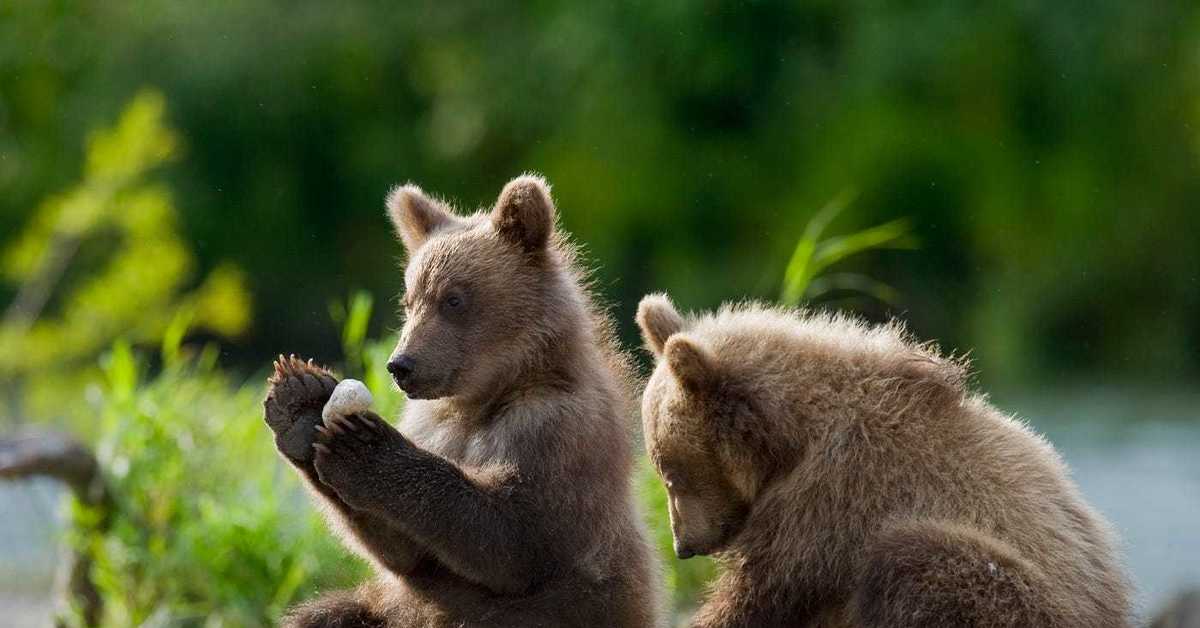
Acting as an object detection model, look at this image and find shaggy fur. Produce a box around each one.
[636,295,1132,628]
[263,176,661,627]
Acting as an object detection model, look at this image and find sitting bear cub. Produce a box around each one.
[263,176,661,627]
[636,295,1131,628]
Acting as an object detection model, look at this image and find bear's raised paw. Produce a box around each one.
[313,410,408,511]
[264,355,338,463]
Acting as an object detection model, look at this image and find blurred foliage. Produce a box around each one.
[0,91,251,427]
[72,337,361,627]
[2,1,1197,385]
[780,189,916,306]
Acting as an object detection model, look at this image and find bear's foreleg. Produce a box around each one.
[853,519,1067,628]
[264,356,427,576]
[312,409,544,596]
[281,586,386,628]
[687,565,827,628]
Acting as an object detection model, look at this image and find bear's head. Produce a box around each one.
[385,175,562,403]
[636,294,776,559]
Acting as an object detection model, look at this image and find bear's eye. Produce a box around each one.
[439,289,468,317]
[662,472,680,490]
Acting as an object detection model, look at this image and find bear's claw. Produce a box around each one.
[313,411,404,510]
[264,354,339,463]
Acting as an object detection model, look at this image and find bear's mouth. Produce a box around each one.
[397,368,459,400]
[397,377,439,400]
[681,518,745,558]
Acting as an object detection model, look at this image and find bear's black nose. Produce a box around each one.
[387,355,415,383]
[674,543,696,560]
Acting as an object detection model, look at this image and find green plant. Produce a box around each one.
[77,336,364,627]
[328,291,404,421]
[40,290,403,627]
[0,90,251,428]
[780,190,916,306]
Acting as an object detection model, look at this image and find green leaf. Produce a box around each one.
[781,189,858,305]
[806,273,902,305]
[161,306,195,366]
[342,291,373,358]
[779,189,915,306]
[811,217,917,276]
[103,338,139,402]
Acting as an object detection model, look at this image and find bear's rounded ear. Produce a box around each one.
[664,335,716,392]
[491,174,555,252]
[637,293,684,357]
[386,184,455,253]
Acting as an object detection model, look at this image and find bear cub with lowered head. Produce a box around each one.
[636,295,1131,628]
[263,176,661,627]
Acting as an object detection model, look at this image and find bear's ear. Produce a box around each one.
[491,174,555,252]
[637,293,684,357]
[664,335,716,392]
[386,184,454,253]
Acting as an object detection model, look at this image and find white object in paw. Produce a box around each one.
[322,379,374,424]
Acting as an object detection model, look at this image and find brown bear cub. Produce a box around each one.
[636,295,1131,628]
[263,176,661,627]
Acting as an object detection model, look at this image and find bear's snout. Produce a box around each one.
[387,355,416,387]
[674,541,696,560]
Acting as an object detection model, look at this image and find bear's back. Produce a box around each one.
[687,304,1130,624]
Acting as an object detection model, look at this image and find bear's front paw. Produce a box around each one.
[264,355,339,463]
[313,411,406,511]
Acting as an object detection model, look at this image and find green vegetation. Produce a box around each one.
[1,90,251,431]
[86,338,361,626]
[4,1,1197,385]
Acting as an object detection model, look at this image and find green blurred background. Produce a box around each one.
[1,2,1198,626]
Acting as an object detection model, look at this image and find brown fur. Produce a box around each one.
[636,295,1132,628]
[263,176,661,627]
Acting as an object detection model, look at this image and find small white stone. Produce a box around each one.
[322,379,374,424]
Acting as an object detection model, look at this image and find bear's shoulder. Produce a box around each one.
[686,303,969,414]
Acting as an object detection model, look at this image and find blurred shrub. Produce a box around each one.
[66,291,407,626]
[0,91,251,428]
[4,1,1198,383]
[79,337,361,627]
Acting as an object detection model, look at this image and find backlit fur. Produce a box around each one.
[266,176,662,627]
[638,296,1132,628]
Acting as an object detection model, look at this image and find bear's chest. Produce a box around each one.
[401,412,516,467]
